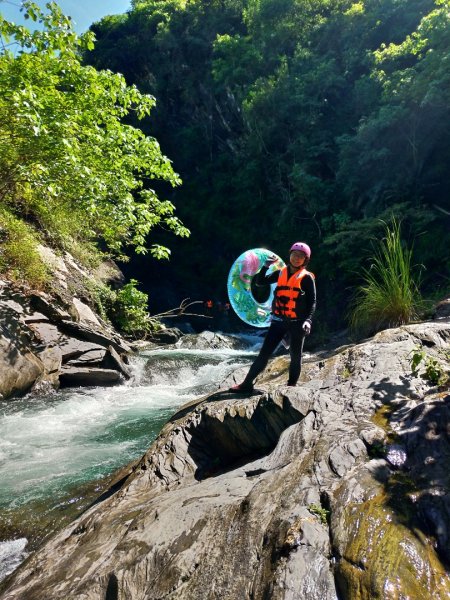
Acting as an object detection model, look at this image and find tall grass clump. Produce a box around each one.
[350,220,423,334]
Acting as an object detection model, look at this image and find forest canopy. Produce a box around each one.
[85,0,450,325]
[0,0,448,327]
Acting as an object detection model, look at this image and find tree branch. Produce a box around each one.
[433,204,450,217]
[152,298,212,319]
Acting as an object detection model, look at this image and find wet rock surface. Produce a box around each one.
[59,366,123,387]
[1,319,449,599]
[176,329,252,351]
[146,327,184,345]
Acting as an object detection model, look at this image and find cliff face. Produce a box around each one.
[1,319,449,599]
[0,247,131,401]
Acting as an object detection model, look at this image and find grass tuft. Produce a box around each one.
[0,208,49,288]
[350,219,423,334]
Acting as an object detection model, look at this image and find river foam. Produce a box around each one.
[0,346,254,508]
[0,538,28,582]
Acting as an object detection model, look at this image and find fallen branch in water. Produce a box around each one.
[152,298,213,320]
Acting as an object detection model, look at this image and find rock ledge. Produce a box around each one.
[1,320,449,599]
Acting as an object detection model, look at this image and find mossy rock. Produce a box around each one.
[336,492,450,599]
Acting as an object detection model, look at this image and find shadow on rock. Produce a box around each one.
[369,374,422,403]
[183,392,305,481]
[371,388,450,568]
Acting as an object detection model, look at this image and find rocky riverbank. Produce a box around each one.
[1,314,449,599]
[0,248,140,400]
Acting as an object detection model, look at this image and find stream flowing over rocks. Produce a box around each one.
[1,316,449,599]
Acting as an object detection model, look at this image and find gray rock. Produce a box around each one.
[0,262,132,400]
[0,335,44,399]
[72,297,102,327]
[329,444,361,478]
[1,299,24,315]
[23,312,50,324]
[66,348,107,366]
[359,425,387,449]
[2,321,450,599]
[33,346,62,392]
[59,338,106,363]
[92,258,125,288]
[38,346,62,381]
[29,294,72,322]
[59,320,131,354]
[176,330,248,350]
[103,345,132,380]
[59,366,123,387]
[146,327,183,345]
[27,322,62,346]
[61,343,131,381]
[128,339,158,352]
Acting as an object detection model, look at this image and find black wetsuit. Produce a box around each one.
[242,266,316,386]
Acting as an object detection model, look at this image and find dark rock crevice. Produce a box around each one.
[188,394,306,480]
[104,574,119,600]
[117,391,313,498]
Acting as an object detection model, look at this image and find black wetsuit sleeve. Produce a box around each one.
[254,266,280,286]
[296,274,316,322]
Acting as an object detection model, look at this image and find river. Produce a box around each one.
[0,336,259,582]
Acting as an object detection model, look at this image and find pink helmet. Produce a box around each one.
[290,242,311,258]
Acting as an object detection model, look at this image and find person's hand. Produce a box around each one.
[302,321,311,335]
[264,254,278,268]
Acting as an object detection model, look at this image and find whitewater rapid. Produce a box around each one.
[0,339,259,582]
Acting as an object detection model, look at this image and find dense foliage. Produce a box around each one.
[86,0,450,328]
[0,1,189,287]
[93,278,155,336]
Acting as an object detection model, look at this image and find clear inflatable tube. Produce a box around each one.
[227,248,285,327]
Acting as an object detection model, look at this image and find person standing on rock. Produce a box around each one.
[230,242,316,392]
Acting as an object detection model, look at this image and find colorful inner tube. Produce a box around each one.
[227,248,285,327]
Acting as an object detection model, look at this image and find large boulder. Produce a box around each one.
[37,346,62,387]
[72,297,102,327]
[59,366,123,387]
[0,282,44,398]
[92,258,125,288]
[0,335,44,400]
[175,329,251,350]
[64,345,131,380]
[0,253,132,400]
[145,327,184,345]
[58,320,131,354]
[2,321,449,599]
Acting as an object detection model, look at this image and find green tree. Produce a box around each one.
[85,0,449,323]
[0,1,189,270]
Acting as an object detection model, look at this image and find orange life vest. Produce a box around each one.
[273,267,314,319]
